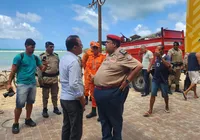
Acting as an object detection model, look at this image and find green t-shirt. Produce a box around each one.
[13,53,42,84]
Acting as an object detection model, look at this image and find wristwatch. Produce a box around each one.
[125,79,130,84]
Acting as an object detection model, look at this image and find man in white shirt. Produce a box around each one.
[139,45,154,96]
[59,35,85,140]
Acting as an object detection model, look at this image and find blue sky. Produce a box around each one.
[0,0,186,50]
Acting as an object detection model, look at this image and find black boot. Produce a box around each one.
[168,85,172,94]
[175,85,182,92]
[53,107,61,115]
[86,107,97,118]
[85,96,88,105]
[89,96,92,101]
[42,108,49,118]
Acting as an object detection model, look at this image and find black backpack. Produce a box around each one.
[20,52,39,64]
[19,52,39,76]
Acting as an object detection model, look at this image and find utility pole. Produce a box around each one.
[88,0,106,52]
[98,3,102,52]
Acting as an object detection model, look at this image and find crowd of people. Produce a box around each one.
[1,34,200,140]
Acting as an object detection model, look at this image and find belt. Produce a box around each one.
[95,84,120,90]
[171,62,183,67]
[42,71,59,77]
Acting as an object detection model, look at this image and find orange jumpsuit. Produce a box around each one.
[82,48,93,97]
[87,53,105,107]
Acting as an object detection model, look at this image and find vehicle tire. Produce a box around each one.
[132,72,145,92]
[132,71,152,92]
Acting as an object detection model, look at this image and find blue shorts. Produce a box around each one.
[151,81,168,98]
[16,84,36,108]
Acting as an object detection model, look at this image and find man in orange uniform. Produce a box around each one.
[82,41,95,105]
[86,42,105,118]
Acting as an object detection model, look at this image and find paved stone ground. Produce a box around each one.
[1,75,200,140]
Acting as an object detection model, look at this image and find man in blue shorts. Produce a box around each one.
[7,38,47,134]
[144,45,171,117]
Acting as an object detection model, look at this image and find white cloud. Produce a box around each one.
[175,22,186,32]
[72,27,88,35]
[72,4,109,31]
[158,12,186,32]
[156,28,161,32]
[0,15,41,39]
[16,11,41,23]
[134,24,152,36]
[106,0,186,20]
[168,12,186,22]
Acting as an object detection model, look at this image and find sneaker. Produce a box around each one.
[89,96,92,101]
[12,123,19,134]
[53,107,61,115]
[25,118,36,127]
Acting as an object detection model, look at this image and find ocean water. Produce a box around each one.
[0,50,68,71]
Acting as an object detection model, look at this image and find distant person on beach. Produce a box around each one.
[38,41,61,118]
[144,45,171,117]
[7,38,47,134]
[59,35,85,140]
[94,34,142,140]
[182,52,200,100]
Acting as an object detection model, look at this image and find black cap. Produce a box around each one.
[45,41,54,47]
[25,38,36,46]
[173,41,179,46]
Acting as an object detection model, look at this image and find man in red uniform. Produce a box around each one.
[86,42,105,118]
[82,41,95,104]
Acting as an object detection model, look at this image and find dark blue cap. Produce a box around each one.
[45,41,54,47]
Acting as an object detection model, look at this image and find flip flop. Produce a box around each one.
[181,91,187,100]
[164,109,170,113]
[143,112,152,117]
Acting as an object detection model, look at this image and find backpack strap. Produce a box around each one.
[34,55,39,65]
[19,52,25,66]
[20,52,38,65]
[20,52,24,61]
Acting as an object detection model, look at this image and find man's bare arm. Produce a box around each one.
[119,63,143,90]
[196,53,200,65]
[147,58,154,72]
[161,58,171,68]
[7,64,17,90]
[38,61,48,72]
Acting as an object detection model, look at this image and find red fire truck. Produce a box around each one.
[120,27,185,92]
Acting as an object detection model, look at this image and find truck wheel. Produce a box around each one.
[132,72,145,92]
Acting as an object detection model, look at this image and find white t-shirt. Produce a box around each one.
[142,50,153,70]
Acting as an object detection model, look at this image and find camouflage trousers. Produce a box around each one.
[168,69,182,85]
[42,83,59,108]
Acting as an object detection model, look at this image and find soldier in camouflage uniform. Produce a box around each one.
[39,41,61,118]
[168,42,183,93]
